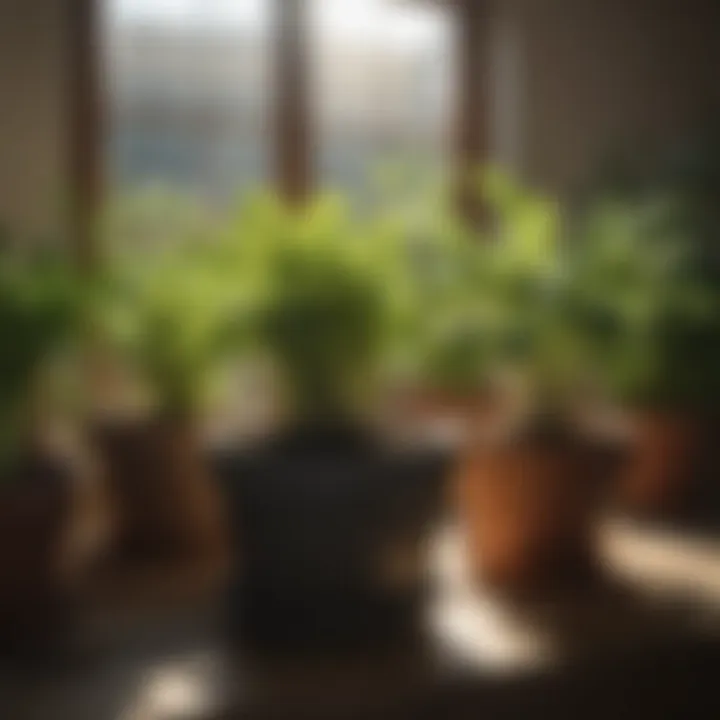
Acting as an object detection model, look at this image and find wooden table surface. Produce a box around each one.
[2,517,720,719]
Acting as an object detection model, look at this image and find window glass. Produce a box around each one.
[311,0,453,205]
[105,0,271,200]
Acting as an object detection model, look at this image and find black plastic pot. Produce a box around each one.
[212,422,449,656]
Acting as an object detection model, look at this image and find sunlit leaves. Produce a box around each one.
[570,197,720,408]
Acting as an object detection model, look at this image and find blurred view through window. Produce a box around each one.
[105,0,272,199]
[311,0,453,202]
[104,0,452,203]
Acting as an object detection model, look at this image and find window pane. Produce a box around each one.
[311,0,453,204]
[104,0,271,200]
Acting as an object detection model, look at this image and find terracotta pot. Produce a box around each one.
[0,452,74,648]
[457,421,623,596]
[93,416,226,561]
[620,411,703,516]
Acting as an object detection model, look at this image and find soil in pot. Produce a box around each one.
[0,450,75,653]
[94,416,227,563]
[213,421,450,656]
[619,411,704,518]
[457,414,624,598]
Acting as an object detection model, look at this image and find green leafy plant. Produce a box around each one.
[388,185,491,398]
[0,246,79,472]
[229,192,407,422]
[374,168,576,405]
[98,193,244,417]
[475,170,586,411]
[569,198,720,410]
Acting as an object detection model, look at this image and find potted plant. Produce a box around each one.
[402,220,496,437]
[571,198,720,516]
[92,194,239,568]
[213,193,449,653]
[0,244,80,650]
[365,168,501,453]
[455,172,625,596]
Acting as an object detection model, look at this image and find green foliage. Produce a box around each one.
[363,163,493,395]
[372,168,579,402]
[383,181,491,396]
[574,127,720,409]
[93,166,720,422]
[569,198,720,410]
[0,246,79,470]
[585,124,720,266]
[477,170,585,406]
[98,192,243,416]
[225,192,406,420]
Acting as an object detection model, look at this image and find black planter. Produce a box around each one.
[0,451,75,656]
[212,423,450,656]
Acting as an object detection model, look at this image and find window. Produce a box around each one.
[104,0,452,203]
[312,0,453,204]
[105,0,271,200]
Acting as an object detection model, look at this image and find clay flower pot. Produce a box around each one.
[457,416,624,597]
[620,411,703,516]
[93,415,226,562]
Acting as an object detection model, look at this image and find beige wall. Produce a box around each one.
[0,0,68,239]
[493,0,720,195]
